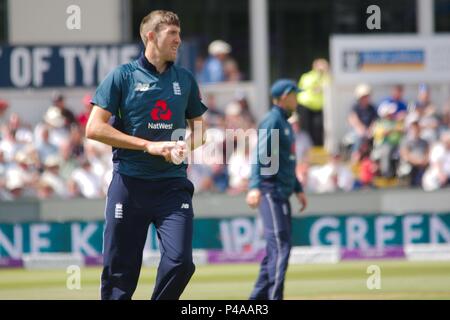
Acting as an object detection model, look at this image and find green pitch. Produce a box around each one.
[1,260,450,299]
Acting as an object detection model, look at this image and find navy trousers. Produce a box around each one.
[250,191,292,300]
[101,173,195,300]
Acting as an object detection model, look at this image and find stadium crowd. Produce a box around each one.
[0,54,449,200]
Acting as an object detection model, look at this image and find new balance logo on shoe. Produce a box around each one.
[181,203,190,209]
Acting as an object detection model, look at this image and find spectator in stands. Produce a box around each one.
[399,121,429,187]
[3,170,26,200]
[235,92,256,126]
[68,157,103,199]
[51,92,76,127]
[69,125,85,159]
[405,84,440,143]
[199,40,235,83]
[58,141,79,181]
[423,131,450,191]
[440,102,450,135]
[36,178,55,199]
[40,155,68,198]
[77,94,93,130]
[371,102,404,178]
[307,153,354,193]
[227,137,253,195]
[0,99,9,127]
[203,93,225,128]
[36,124,58,165]
[224,101,253,131]
[0,150,8,197]
[0,126,23,162]
[223,58,242,82]
[7,113,33,144]
[297,58,330,146]
[35,106,70,149]
[288,112,312,186]
[5,151,39,199]
[356,139,377,189]
[378,84,408,120]
[347,84,378,163]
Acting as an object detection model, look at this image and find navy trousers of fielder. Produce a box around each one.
[101,173,195,300]
[250,188,292,300]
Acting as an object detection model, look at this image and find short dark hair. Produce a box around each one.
[140,10,180,46]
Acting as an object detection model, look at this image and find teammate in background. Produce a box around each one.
[246,79,308,300]
[86,10,207,300]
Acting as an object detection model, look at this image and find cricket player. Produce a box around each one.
[86,10,207,300]
[246,79,307,300]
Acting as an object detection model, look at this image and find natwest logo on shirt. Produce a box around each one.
[148,99,174,130]
[150,100,172,121]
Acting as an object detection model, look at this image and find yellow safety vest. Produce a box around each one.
[297,70,329,112]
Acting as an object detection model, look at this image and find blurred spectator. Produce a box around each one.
[0,150,8,195]
[346,84,378,162]
[36,124,58,164]
[199,40,241,83]
[405,84,440,143]
[51,92,76,127]
[235,92,256,126]
[227,137,253,195]
[36,178,55,199]
[307,153,354,193]
[378,85,408,121]
[69,125,85,159]
[224,101,243,130]
[35,106,70,148]
[356,139,377,188]
[77,94,93,130]
[423,131,450,191]
[288,112,312,186]
[68,158,103,198]
[371,102,404,178]
[4,150,39,199]
[3,170,26,200]
[223,58,242,82]
[289,112,312,164]
[399,122,429,187]
[440,102,450,134]
[58,141,79,181]
[8,113,33,144]
[0,99,9,126]
[297,58,330,146]
[0,126,23,162]
[40,155,68,198]
[203,94,225,128]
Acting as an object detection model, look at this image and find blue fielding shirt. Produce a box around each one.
[92,54,208,180]
[249,105,303,199]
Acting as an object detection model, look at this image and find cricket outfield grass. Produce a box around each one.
[0,260,449,300]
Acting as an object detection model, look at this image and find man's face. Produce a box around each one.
[284,92,298,112]
[154,24,181,62]
[359,95,370,107]
[392,87,403,100]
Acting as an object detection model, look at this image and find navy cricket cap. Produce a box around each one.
[271,79,301,98]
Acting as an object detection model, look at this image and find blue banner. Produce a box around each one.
[0,45,142,88]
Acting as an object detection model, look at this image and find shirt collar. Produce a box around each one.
[272,105,291,120]
[139,53,174,74]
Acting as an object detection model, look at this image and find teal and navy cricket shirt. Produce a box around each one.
[92,54,208,180]
[249,105,303,199]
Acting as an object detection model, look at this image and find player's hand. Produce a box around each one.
[296,192,307,213]
[246,189,261,209]
[144,141,177,161]
[170,141,188,164]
